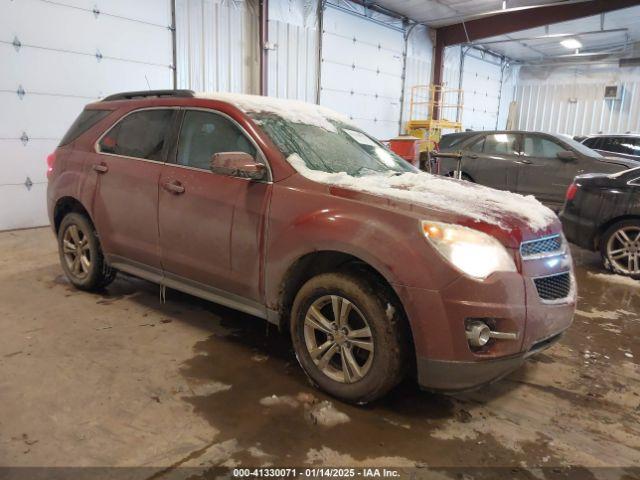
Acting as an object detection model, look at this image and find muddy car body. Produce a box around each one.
[47,90,576,403]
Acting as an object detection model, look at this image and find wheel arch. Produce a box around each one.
[594,214,640,249]
[276,250,416,368]
[53,197,94,233]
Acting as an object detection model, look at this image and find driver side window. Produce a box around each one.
[523,136,566,158]
[177,110,257,171]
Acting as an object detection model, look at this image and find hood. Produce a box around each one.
[287,154,559,248]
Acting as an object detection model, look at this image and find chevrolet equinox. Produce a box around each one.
[47,90,576,403]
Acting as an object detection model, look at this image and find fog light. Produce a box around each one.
[466,321,491,347]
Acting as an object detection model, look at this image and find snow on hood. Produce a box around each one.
[197,92,354,132]
[288,154,557,232]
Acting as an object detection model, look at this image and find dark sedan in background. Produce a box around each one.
[580,134,640,162]
[437,130,640,210]
[560,168,640,278]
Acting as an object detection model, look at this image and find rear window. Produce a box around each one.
[59,109,112,146]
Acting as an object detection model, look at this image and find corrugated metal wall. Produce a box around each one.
[267,0,318,102]
[515,66,640,136]
[175,0,260,93]
[1,0,173,230]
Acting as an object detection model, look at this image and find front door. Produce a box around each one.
[158,109,270,302]
[516,134,577,208]
[91,108,176,273]
[462,133,521,192]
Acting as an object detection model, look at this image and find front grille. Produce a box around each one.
[520,234,563,259]
[534,272,572,301]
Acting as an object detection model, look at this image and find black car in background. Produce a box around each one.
[560,168,640,278]
[581,134,640,162]
[438,130,640,210]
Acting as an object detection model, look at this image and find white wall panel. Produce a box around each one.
[175,0,259,94]
[267,0,318,103]
[0,0,173,231]
[401,24,432,129]
[514,65,640,136]
[460,52,503,131]
[320,4,404,139]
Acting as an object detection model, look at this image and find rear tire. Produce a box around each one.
[290,272,408,404]
[600,219,640,279]
[57,213,116,291]
[446,171,473,182]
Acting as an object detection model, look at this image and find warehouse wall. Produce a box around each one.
[267,0,318,103]
[0,0,173,231]
[320,1,405,139]
[514,64,640,136]
[175,0,260,93]
[440,46,515,132]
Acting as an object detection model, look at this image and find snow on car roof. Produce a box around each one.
[197,92,355,132]
[287,154,557,232]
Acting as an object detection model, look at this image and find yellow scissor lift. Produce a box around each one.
[406,85,464,172]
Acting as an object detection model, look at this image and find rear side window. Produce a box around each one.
[98,109,174,161]
[439,134,467,151]
[59,109,111,146]
[483,133,519,155]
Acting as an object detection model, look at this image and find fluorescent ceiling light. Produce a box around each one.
[560,38,582,49]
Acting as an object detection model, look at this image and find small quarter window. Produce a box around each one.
[60,109,111,146]
[99,109,174,161]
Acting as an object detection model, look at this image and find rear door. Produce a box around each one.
[461,133,521,191]
[516,134,576,207]
[92,108,176,274]
[158,109,271,304]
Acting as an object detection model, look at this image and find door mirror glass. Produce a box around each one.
[556,150,577,161]
[210,152,266,180]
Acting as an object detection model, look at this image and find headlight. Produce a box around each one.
[421,221,517,280]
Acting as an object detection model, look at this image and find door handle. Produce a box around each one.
[468,154,478,159]
[93,163,109,173]
[516,159,532,165]
[163,180,185,195]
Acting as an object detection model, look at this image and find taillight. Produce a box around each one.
[46,152,56,177]
[565,182,578,201]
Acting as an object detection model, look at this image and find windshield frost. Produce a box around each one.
[250,113,417,177]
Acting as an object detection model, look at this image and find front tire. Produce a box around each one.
[290,272,408,404]
[58,213,116,291]
[600,219,640,279]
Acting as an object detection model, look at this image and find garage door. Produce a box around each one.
[461,53,503,131]
[320,5,404,140]
[0,0,173,231]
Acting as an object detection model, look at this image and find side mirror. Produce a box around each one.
[210,152,266,181]
[557,150,577,161]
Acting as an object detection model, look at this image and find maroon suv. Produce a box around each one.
[47,90,576,403]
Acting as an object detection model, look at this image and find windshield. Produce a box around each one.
[249,113,418,176]
[555,134,603,158]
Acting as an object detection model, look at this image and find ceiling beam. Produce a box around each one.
[436,0,640,47]
[471,27,629,46]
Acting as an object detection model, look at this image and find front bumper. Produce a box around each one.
[417,330,565,392]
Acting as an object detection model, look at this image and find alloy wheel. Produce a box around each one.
[606,226,640,275]
[303,295,374,383]
[62,224,91,279]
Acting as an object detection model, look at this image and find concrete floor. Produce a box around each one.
[1,227,639,476]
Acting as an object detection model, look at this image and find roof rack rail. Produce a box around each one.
[102,90,195,102]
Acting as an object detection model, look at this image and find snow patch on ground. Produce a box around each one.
[307,400,350,427]
[287,154,557,232]
[587,272,640,289]
[305,446,416,467]
[575,309,622,320]
[198,92,354,132]
[190,381,232,396]
[259,394,299,408]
